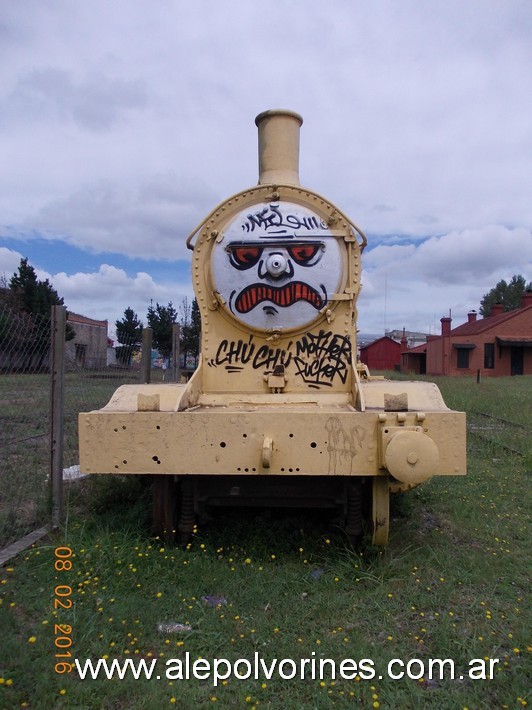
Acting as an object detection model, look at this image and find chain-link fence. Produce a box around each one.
[0,302,53,546]
[0,302,144,548]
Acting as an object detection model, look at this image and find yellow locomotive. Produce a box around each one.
[79,110,466,545]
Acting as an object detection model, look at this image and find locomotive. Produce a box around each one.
[79,110,466,545]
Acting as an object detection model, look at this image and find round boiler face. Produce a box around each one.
[211,202,344,331]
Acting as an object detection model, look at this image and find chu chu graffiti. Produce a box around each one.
[208,330,351,388]
[208,335,293,373]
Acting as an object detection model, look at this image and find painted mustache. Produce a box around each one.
[235,281,324,313]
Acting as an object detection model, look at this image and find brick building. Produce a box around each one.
[402,292,532,376]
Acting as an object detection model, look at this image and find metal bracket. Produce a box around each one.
[208,291,224,311]
[265,364,286,393]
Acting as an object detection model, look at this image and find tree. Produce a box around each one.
[4,258,74,367]
[9,258,67,315]
[179,297,201,367]
[479,274,532,316]
[146,301,178,360]
[115,307,143,365]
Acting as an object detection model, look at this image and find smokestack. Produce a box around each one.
[255,109,303,186]
[440,316,452,336]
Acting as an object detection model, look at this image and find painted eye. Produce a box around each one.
[229,246,262,269]
[287,244,322,265]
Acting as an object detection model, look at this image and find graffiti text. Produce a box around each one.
[294,331,351,388]
[242,204,326,234]
[208,330,351,389]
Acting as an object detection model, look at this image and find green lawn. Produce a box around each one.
[0,375,530,709]
[0,369,140,547]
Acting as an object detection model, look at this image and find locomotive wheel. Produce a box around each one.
[152,475,178,542]
[372,476,390,546]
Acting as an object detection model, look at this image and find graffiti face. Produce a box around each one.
[211,202,343,331]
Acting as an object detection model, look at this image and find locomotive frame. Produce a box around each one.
[79,109,466,545]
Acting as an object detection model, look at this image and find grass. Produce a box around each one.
[0,368,140,546]
[0,375,530,709]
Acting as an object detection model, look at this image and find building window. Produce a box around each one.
[457,348,470,369]
[484,342,495,369]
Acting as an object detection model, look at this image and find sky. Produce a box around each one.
[1,0,531,339]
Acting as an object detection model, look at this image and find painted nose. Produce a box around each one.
[265,253,288,277]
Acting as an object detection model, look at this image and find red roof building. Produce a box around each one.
[360,335,402,371]
[401,292,532,376]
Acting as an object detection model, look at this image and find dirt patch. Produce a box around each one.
[418,509,443,534]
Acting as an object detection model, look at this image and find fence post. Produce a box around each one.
[141,328,152,383]
[172,323,181,383]
[50,305,66,529]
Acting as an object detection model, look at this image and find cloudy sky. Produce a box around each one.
[1,0,531,338]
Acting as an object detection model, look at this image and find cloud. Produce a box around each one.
[412,226,532,284]
[47,264,193,331]
[0,247,24,282]
[1,68,147,131]
[0,250,192,334]
[358,226,532,332]
[1,0,531,337]
[364,226,532,285]
[29,174,214,260]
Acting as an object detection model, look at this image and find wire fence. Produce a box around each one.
[467,410,531,460]
[0,302,53,546]
[0,302,145,548]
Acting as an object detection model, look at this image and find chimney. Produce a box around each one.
[491,303,504,316]
[521,290,532,308]
[467,310,477,323]
[440,316,452,336]
[400,327,408,348]
[255,109,303,186]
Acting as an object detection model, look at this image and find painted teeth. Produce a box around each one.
[235,282,323,313]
